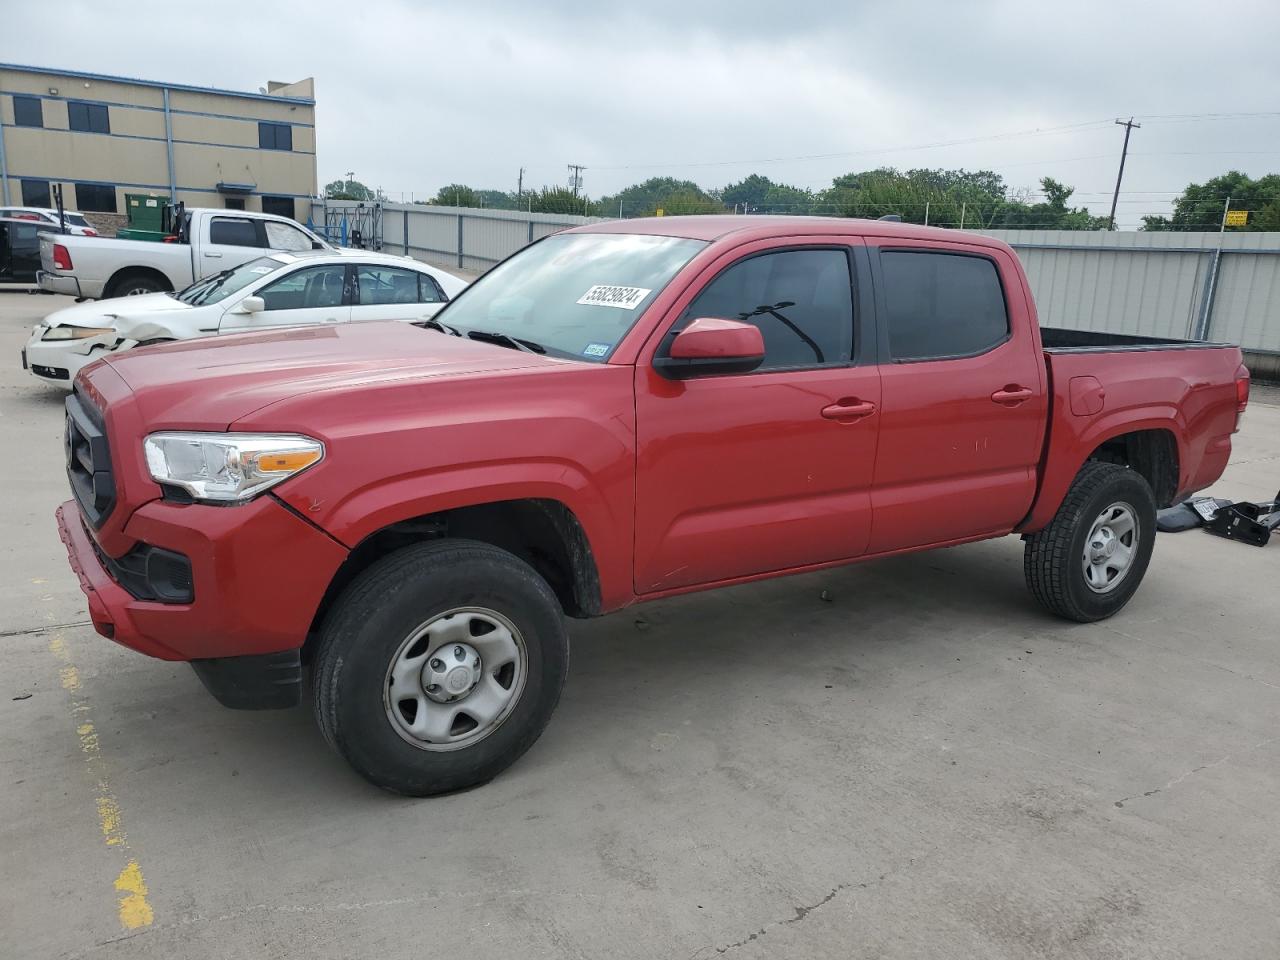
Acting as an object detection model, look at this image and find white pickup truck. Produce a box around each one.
[38,207,334,300]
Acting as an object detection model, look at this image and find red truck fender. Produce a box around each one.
[1019,407,1185,533]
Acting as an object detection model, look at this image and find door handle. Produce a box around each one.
[821,398,877,422]
[204,252,223,258]
[991,385,1033,406]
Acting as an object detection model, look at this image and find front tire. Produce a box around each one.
[312,539,569,796]
[1024,462,1157,623]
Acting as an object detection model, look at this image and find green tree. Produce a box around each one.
[325,178,375,201]
[594,177,717,217]
[529,186,589,215]
[721,174,814,214]
[430,184,481,207]
[1141,171,1280,231]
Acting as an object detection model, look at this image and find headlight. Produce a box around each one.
[143,433,324,503]
[42,325,111,341]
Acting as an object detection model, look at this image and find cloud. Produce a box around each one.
[4,0,1278,226]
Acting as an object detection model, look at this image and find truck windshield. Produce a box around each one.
[434,232,706,362]
[174,256,283,306]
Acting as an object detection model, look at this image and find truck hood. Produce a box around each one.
[93,321,559,429]
[44,292,193,331]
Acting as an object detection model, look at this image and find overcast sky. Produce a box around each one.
[5,0,1279,227]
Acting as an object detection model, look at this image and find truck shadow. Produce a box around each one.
[80,536,1051,806]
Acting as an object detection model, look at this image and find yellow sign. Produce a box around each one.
[1225,210,1248,227]
[655,208,664,217]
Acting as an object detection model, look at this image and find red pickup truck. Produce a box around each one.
[56,216,1250,794]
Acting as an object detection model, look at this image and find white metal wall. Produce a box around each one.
[981,230,1280,353]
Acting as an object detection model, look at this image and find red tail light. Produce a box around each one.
[83,229,98,237]
[1235,364,1251,431]
[15,212,40,220]
[52,243,73,271]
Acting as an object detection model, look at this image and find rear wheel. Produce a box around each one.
[1024,461,1157,622]
[312,539,569,796]
[109,272,167,297]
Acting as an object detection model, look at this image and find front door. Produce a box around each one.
[866,241,1047,553]
[634,240,881,593]
[221,262,351,333]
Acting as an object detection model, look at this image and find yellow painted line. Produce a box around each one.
[48,632,155,931]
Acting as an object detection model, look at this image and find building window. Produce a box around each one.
[67,100,111,134]
[258,122,293,151]
[21,179,51,207]
[75,183,118,213]
[260,195,295,219]
[20,180,51,207]
[13,95,43,128]
[224,198,246,210]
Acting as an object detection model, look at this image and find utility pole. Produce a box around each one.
[1108,118,1140,230]
[517,167,524,201]
[345,170,355,196]
[567,163,585,198]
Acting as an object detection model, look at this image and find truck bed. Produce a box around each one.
[1041,326,1231,353]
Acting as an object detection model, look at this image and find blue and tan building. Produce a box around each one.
[0,63,317,222]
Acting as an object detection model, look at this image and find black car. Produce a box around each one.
[0,216,60,284]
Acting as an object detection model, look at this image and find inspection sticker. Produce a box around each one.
[582,342,611,357]
[577,285,652,309]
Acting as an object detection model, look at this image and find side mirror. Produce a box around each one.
[237,295,265,314]
[653,318,766,379]
[312,240,325,250]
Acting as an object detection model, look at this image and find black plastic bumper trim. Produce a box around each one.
[190,649,302,710]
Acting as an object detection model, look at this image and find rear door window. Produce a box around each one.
[355,266,422,305]
[879,251,1009,361]
[208,217,261,248]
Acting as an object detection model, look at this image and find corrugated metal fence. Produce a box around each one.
[310,200,601,275]
[978,230,1280,356]
[311,202,1280,360]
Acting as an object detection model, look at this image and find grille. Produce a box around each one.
[65,391,115,528]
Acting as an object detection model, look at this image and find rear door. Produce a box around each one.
[866,241,1046,552]
[220,262,351,333]
[352,264,449,322]
[633,238,881,593]
[199,215,266,276]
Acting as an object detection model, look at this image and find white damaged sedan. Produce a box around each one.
[23,250,468,387]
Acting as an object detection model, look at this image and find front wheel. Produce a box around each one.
[1024,461,1157,623]
[312,539,569,796]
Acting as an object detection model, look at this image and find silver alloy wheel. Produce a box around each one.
[124,285,155,296]
[1082,501,1139,594]
[383,606,527,752]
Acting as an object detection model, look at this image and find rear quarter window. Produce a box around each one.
[880,250,1009,361]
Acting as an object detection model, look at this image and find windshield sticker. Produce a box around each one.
[582,342,611,358]
[576,285,652,310]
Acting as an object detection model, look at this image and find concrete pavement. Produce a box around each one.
[2,289,1278,959]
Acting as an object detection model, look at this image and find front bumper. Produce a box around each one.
[24,333,108,386]
[55,496,348,664]
[37,270,83,297]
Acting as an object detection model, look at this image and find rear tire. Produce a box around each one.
[1024,461,1157,623]
[108,271,166,297]
[312,539,569,796]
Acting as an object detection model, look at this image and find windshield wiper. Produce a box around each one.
[419,318,461,336]
[189,269,234,305]
[467,330,546,354]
